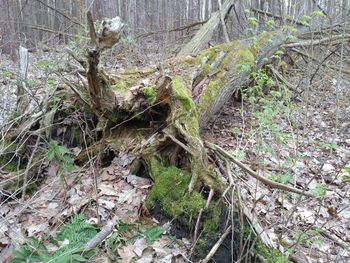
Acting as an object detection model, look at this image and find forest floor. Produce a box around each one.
[202,64,350,262]
[0,45,349,263]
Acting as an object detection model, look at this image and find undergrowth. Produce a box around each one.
[10,214,97,263]
[10,214,167,263]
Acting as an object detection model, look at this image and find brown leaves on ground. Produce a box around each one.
[202,66,350,262]
[0,153,188,262]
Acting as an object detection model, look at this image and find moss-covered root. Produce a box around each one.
[146,164,205,226]
[167,77,221,192]
[144,163,255,262]
[145,162,225,231]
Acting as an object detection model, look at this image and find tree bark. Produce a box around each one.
[178,0,235,56]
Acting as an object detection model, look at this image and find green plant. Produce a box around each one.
[272,49,285,60]
[266,20,274,27]
[248,17,258,26]
[231,149,246,161]
[93,19,102,31]
[311,11,325,17]
[105,231,123,261]
[239,64,299,198]
[140,226,164,245]
[312,184,327,198]
[294,228,322,250]
[269,173,292,184]
[105,224,164,261]
[27,79,37,89]
[345,166,350,175]
[11,214,97,263]
[36,60,54,72]
[319,142,338,150]
[47,141,75,183]
[4,71,13,78]
[300,15,311,26]
[121,24,137,47]
[48,79,57,90]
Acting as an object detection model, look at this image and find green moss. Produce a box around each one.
[255,239,289,262]
[183,113,200,137]
[201,63,211,76]
[172,77,194,111]
[0,143,19,172]
[112,81,127,91]
[0,163,17,172]
[199,47,218,61]
[243,222,290,262]
[251,31,277,55]
[139,85,157,104]
[196,239,207,254]
[107,111,123,123]
[203,203,222,234]
[236,49,255,72]
[182,57,197,66]
[146,164,205,223]
[197,78,223,117]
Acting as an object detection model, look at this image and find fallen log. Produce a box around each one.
[178,0,235,56]
[49,13,320,261]
[1,11,323,262]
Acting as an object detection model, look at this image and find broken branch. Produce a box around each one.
[205,142,314,197]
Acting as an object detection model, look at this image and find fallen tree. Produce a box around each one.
[3,10,346,261]
[60,13,316,260]
[71,12,306,193]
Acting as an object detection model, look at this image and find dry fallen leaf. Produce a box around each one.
[118,188,137,204]
[133,238,148,257]
[118,244,136,263]
[98,184,119,196]
[26,222,49,237]
[125,174,152,188]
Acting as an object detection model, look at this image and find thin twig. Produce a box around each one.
[193,208,204,243]
[21,135,41,202]
[205,142,314,197]
[201,225,232,263]
[205,188,215,208]
[34,0,84,27]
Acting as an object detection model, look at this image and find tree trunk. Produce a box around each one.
[178,0,235,56]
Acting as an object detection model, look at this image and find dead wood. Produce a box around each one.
[251,8,304,26]
[16,46,30,115]
[282,33,350,48]
[3,12,336,262]
[178,0,235,56]
[292,48,350,76]
[205,142,314,197]
[136,20,208,39]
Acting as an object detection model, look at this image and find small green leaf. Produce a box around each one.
[47,150,55,161]
[266,20,274,27]
[312,184,327,198]
[248,17,258,26]
[311,10,325,17]
[142,226,164,244]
